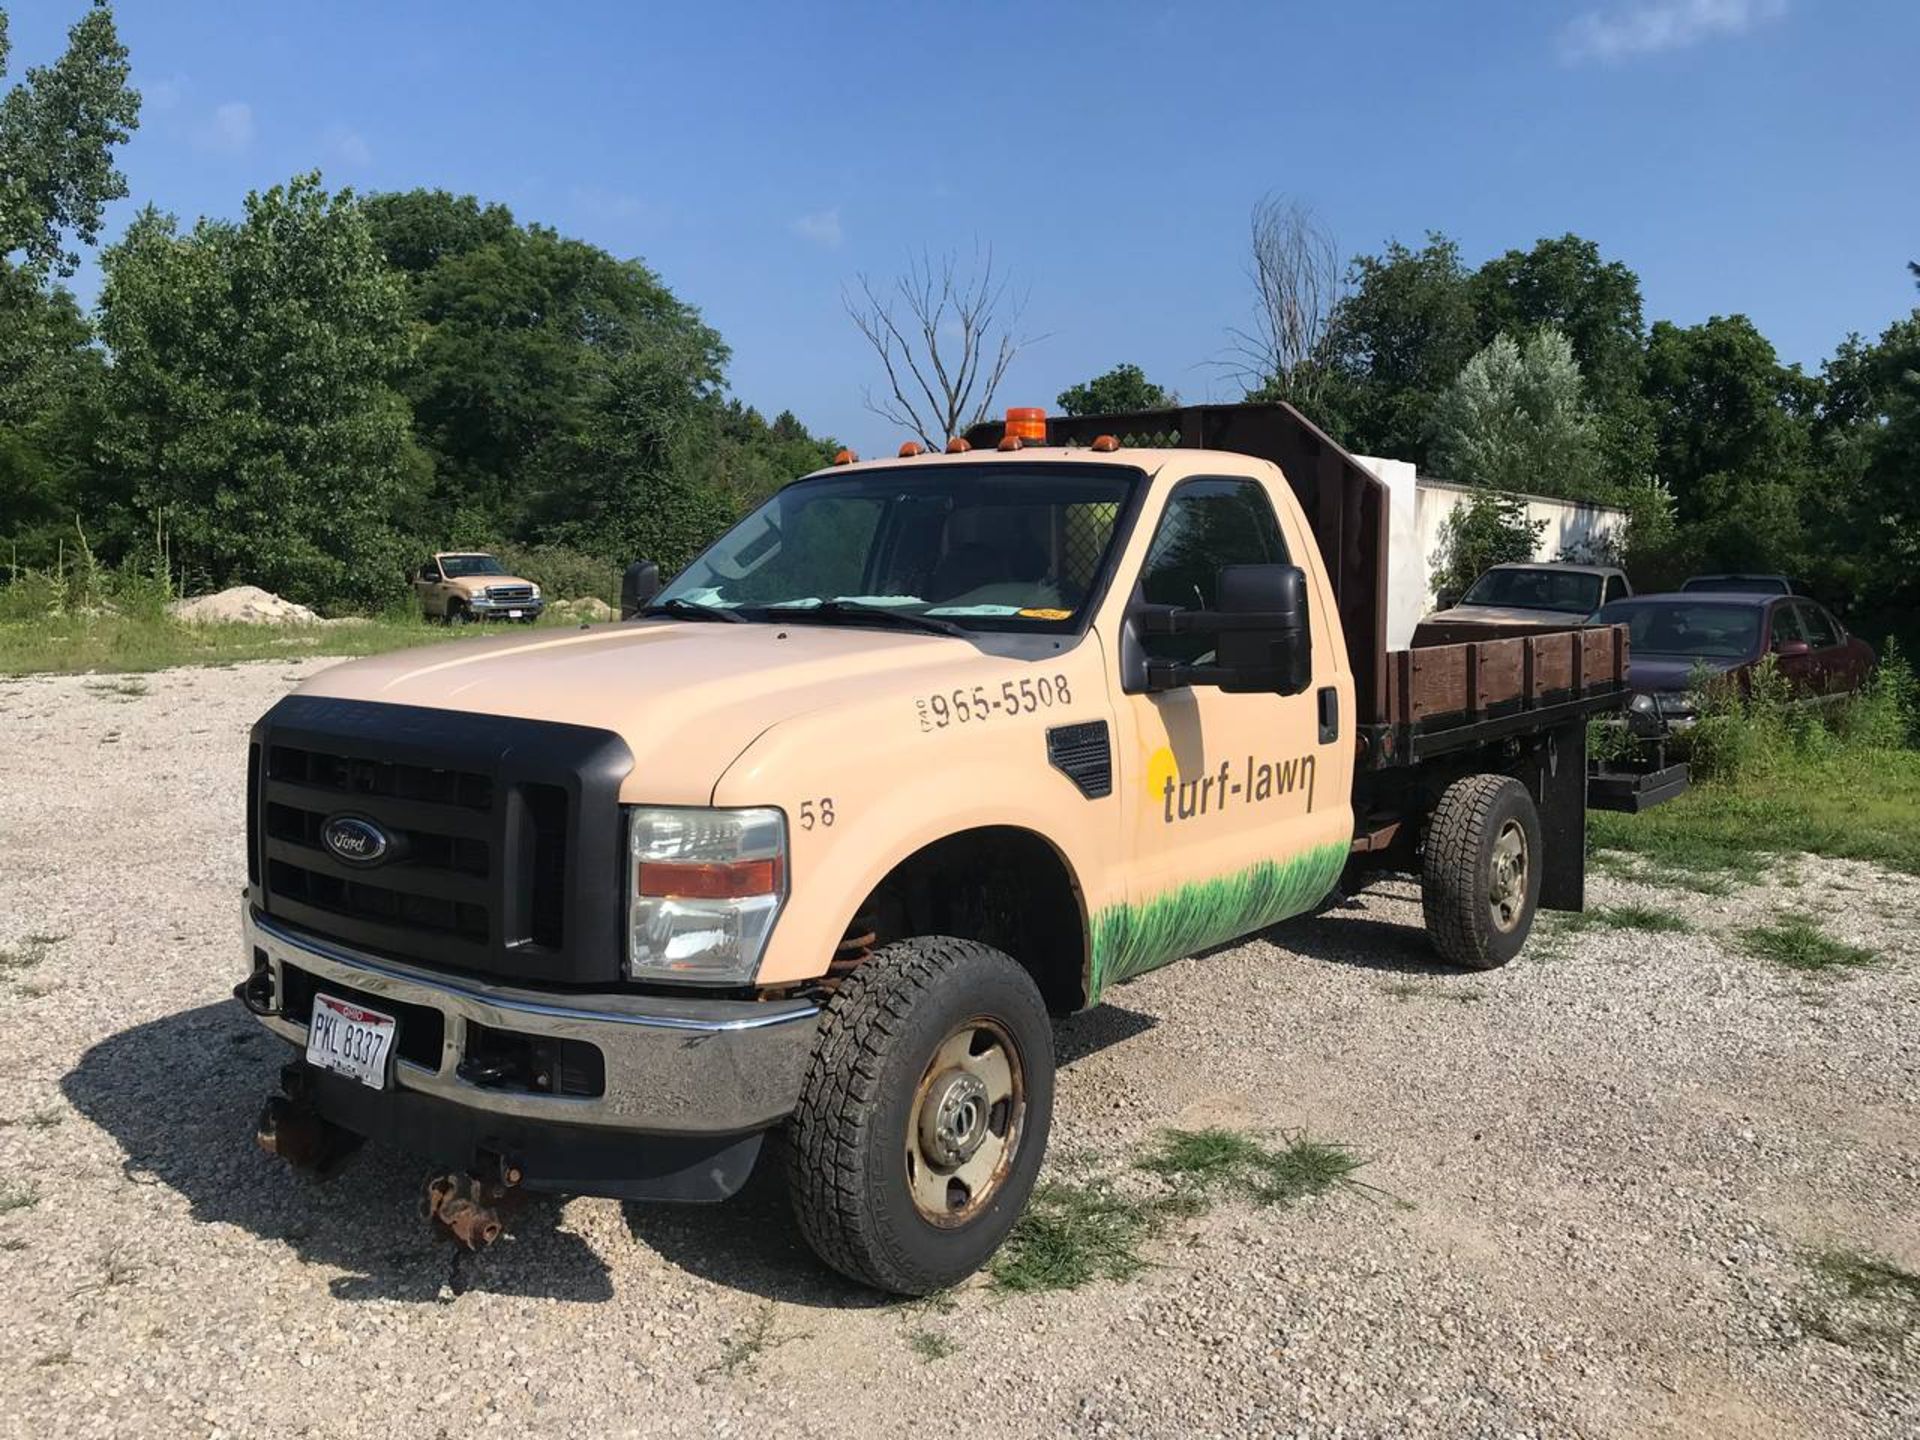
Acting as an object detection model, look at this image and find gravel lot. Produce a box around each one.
[1,660,1916,1439]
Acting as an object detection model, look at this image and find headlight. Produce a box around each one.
[626,806,786,984]
[530,584,542,599]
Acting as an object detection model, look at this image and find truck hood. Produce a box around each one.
[294,620,984,804]
[1629,653,1740,696]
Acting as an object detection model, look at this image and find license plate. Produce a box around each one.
[508,609,524,618]
[306,993,396,1089]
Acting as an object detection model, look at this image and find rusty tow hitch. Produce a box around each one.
[255,1070,362,1178]
[422,1163,525,1251]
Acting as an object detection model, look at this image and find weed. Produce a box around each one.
[989,1180,1158,1294]
[1563,904,1693,934]
[0,1180,41,1214]
[906,1328,956,1362]
[85,677,148,698]
[1798,1248,1920,1352]
[1738,918,1879,974]
[0,1237,26,1252]
[703,1307,803,1379]
[34,1347,72,1368]
[1380,980,1486,1004]
[1137,1128,1367,1210]
[13,979,60,998]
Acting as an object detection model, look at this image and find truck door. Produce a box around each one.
[1097,474,1350,997]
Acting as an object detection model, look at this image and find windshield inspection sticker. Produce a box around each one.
[917,674,1074,731]
[1016,607,1072,621]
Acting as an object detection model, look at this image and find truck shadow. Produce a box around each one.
[1263,887,1460,977]
[621,1004,1160,1306]
[60,1000,616,1305]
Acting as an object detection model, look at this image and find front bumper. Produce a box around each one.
[241,907,819,1137]
[466,595,543,619]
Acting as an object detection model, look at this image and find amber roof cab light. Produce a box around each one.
[898,441,924,457]
[1003,407,1047,443]
[832,448,857,465]
[945,437,972,453]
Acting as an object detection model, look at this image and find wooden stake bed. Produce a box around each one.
[1364,625,1630,768]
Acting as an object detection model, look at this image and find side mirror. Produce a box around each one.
[1138,563,1312,696]
[621,560,661,619]
[1434,589,1462,611]
[1774,638,1810,657]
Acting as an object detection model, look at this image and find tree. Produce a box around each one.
[364,188,728,544]
[1431,492,1546,604]
[1323,233,1479,465]
[1056,363,1174,417]
[1469,234,1652,487]
[97,174,423,609]
[1641,314,1820,577]
[1429,327,1600,497]
[0,2,140,277]
[1231,195,1342,417]
[846,248,1028,448]
[697,401,838,512]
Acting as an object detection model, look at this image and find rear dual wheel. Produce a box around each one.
[787,936,1053,1296]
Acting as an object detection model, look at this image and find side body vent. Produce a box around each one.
[1047,720,1113,800]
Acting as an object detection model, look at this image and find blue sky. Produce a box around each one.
[14,0,1919,455]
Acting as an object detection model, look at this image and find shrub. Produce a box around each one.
[487,542,620,603]
[1431,490,1546,604]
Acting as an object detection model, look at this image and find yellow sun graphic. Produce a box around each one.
[1144,745,1180,802]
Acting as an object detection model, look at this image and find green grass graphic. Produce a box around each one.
[1088,842,1346,999]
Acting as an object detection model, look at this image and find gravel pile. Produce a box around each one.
[0,660,1914,1438]
[167,586,320,625]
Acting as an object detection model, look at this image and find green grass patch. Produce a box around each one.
[1137,1127,1367,1209]
[905,1328,956,1362]
[1799,1248,1920,1352]
[1560,903,1693,935]
[1737,917,1880,974]
[1380,980,1486,1005]
[0,1181,40,1214]
[0,611,588,677]
[989,1180,1159,1294]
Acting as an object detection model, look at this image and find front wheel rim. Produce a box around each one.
[906,1018,1025,1227]
[1488,819,1529,933]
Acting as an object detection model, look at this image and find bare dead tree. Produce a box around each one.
[845,248,1031,448]
[1225,195,1343,410]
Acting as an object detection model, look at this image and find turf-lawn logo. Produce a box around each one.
[1147,747,1316,824]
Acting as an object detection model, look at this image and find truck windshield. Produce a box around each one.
[439,555,506,578]
[1460,567,1603,615]
[654,465,1139,632]
[1592,600,1762,659]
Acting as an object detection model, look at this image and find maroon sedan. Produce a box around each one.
[1590,592,1875,724]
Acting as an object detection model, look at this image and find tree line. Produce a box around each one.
[1,4,836,611]
[1058,220,1918,649]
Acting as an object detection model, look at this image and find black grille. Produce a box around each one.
[1047,720,1113,799]
[249,696,633,985]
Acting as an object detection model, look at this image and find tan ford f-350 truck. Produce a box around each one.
[412,551,545,624]
[238,402,1628,1294]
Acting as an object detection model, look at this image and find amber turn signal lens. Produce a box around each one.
[1090,434,1119,452]
[636,858,783,900]
[945,437,972,453]
[898,441,923,457]
[1003,406,1048,442]
[832,448,857,465]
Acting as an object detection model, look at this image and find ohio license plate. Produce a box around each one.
[306,993,396,1089]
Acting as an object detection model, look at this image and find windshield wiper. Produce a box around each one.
[641,598,745,624]
[764,601,969,638]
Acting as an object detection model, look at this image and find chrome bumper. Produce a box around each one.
[242,908,819,1134]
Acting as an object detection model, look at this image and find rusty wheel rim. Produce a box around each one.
[1488,819,1529,933]
[906,1018,1025,1227]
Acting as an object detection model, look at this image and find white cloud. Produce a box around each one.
[1560,0,1786,64]
[143,73,189,113]
[195,100,255,154]
[789,207,843,249]
[323,124,372,169]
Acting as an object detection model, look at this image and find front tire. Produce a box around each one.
[1421,774,1542,969]
[787,936,1053,1295]
[446,601,469,627]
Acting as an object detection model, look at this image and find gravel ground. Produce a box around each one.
[1,660,1916,1439]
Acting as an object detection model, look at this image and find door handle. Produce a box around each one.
[1317,686,1339,744]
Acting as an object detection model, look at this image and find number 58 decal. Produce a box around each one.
[798,797,836,830]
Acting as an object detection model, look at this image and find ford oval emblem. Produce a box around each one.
[322,815,389,866]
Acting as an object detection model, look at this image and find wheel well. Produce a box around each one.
[849,827,1087,1014]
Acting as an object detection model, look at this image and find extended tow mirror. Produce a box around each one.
[1136,563,1312,696]
[621,560,661,619]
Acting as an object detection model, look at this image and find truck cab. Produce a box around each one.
[241,404,1625,1294]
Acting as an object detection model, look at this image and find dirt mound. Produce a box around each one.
[167,586,320,625]
[550,596,616,623]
